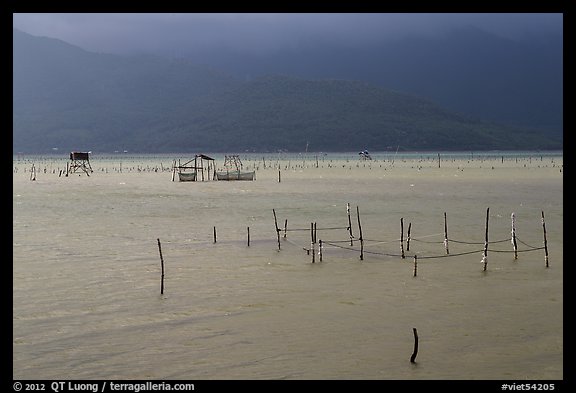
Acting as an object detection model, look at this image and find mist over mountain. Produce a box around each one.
[12,28,562,153]
[184,26,562,134]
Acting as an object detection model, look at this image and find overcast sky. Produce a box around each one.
[12,13,563,56]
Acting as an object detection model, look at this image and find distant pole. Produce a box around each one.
[482,208,490,271]
[171,160,176,182]
[283,219,288,238]
[347,203,354,246]
[357,206,364,261]
[278,170,281,183]
[410,328,419,363]
[541,211,549,268]
[406,222,412,251]
[400,217,405,259]
[511,213,518,260]
[213,226,217,243]
[413,255,418,277]
[157,238,165,295]
[444,212,449,254]
[319,239,323,262]
[438,153,441,168]
[247,226,250,247]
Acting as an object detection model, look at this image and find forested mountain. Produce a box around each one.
[13,29,562,153]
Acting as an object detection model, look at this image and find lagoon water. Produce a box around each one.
[13,152,563,380]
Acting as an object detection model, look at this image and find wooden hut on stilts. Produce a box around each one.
[67,152,93,176]
[172,154,216,182]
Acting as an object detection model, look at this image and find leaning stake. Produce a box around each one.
[157,238,165,295]
[357,206,364,261]
[541,211,549,267]
[410,328,419,363]
[273,209,281,250]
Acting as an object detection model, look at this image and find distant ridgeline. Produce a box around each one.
[13,29,562,154]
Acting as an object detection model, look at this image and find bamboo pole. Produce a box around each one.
[171,160,176,181]
[310,222,315,263]
[482,208,490,271]
[400,217,405,259]
[357,206,364,261]
[157,238,165,295]
[410,328,419,363]
[273,209,281,250]
[541,211,549,268]
[511,212,518,260]
[407,222,412,251]
[444,212,449,254]
[347,203,354,246]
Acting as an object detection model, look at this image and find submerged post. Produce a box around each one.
[541,211,549,268]
[444,212,450,254]
[247,226,250,247]
[413,255,418,277]
[284,219,288,238]
[410,328,419,363]
[319,239,323,262]
[511,212,518,260]
[157,238,165,295]
[482,208,490,271]
[357,206,364,261]
[213,226,217,243]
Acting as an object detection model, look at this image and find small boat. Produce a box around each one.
[215,170,255,181]
[178,172,196,182]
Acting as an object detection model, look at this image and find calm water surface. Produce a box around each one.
[13,152,563,380]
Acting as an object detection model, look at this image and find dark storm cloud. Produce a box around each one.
[12,13,563,56]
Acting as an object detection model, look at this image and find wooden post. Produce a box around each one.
[171,160,176,181]
[347,203,354,246]
[213,226,217,243]
[511,212,518,260]
[65,161,69,177]
[247,226,250,247]
[410,328,419,363]
[283,219,288,238]
[157,238,165,295]
[407,222,412,251]
[400,217,405,259]
[413,255,418,277]
[278,170,281,183]
[541,211,549,267]
[319,239,323,262]
[438,153,441,168]
[357,206,364,261]
[482,208,490,271]
[444,212,449,254]
[310,222,315,263]
[273,209,281,250]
